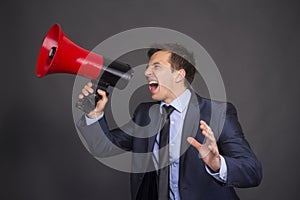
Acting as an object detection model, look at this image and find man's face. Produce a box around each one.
[144,51,181,104]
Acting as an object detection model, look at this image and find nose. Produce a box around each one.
[144,65,152,77]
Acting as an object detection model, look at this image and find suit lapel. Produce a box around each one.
[180,92,202,153]
[179,93,201,171]
[147,104,163,152]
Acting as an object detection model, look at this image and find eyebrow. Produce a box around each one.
[151,62,161,65]
[146,62,161,68]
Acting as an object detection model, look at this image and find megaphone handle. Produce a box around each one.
[93,79,110,103]
[75,80,109,114]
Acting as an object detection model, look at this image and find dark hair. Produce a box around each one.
[147,43,196,84]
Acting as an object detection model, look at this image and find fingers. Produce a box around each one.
[87,89,107,119]
[200,120,210,132]
[188,121,220,163]
[82,82,94,95]
[78,82,94,99]
[187,136,213,151]
[187,137,202,151]
[187,137,212,159]
[97,89,108,102]
[87,81,93,88]
[187,120,215,150]
[199,120,219,157]
[200,120,215,142]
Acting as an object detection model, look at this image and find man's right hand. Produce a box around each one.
[78,82,108,119]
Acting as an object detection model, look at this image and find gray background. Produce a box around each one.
[1,0,300,199]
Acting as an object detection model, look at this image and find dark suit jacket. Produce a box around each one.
[77,93,262,200]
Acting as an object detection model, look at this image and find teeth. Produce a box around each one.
[149,81,158,85]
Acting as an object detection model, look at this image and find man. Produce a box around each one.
[77,43,262,200]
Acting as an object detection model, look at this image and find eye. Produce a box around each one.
[153,64,161,69]
[147,63,162,70]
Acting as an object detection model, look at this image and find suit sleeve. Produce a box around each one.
[76,114,134,158]
[218,103,263,188]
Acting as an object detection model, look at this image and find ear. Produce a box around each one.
[175,69,186,83]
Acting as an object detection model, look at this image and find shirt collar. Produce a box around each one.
[160,89,191,113]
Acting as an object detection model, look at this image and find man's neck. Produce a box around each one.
[164,87,188,104]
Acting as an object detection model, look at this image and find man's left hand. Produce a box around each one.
[187,120,221,172]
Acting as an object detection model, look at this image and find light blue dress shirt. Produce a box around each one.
[85,89,227,200]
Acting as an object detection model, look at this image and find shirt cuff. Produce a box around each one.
[205,155,227,182]
[85,113,104,125]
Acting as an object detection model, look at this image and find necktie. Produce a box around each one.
[158,105,175,200]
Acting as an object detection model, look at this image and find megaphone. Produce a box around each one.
[36,24,133,113]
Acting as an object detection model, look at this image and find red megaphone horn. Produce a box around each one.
[36,24,132,113]
[36,23,105,80]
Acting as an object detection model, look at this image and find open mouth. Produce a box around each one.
[149,80,159,94]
